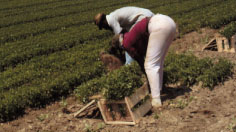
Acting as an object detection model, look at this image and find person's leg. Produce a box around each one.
[145,32,169,106]
[159,37,173,91]
[125,51,134,65]
[144,14,176,107]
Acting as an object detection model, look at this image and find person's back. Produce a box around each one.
[106,6,154,34]
[94,6,154,65]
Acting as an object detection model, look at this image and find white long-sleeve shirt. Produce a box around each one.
[106,6,154,34]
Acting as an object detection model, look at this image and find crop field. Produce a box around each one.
[0,0,236,122]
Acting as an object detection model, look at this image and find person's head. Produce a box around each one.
[94,13,112,30]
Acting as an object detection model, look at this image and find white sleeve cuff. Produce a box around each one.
[119,34,124,47]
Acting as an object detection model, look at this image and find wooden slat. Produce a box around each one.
[97,83,151,125]
[106,121,135,125]
[132,98,152,123]
[125,83,149,108]
[230,34,236,53]
[202,38,216,51]
[125,97,136,122]
[205,44,217,48]
[100,99,125,104]
[89,94,102,100]
[74,100,96,117]
[123,104,133,121]
[97,101,108,122]
[98,100,135,124]
[216,37,229,52]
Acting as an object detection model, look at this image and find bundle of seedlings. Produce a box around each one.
[75,62,144,103]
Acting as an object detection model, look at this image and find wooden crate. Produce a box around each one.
[216,36,230,52]
[230,34,236,53]
[202,33,236,53]
[97,83,151,125]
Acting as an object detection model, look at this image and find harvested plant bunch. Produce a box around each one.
[75,63,143,103]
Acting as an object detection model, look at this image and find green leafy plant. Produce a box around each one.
[83,122,105,132]
[164,53,233,89]
[37,114,49,122]
[220,21,236,39]
[197,58,234,89]
[227,117,236,132]
[59,97,67,108]
[153,113,160,119]
[75,63,143,103]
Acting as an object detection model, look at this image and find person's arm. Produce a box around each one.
[133,54,145,74]
[111,34,145,73]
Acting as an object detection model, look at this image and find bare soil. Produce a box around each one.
[1,28,236,132]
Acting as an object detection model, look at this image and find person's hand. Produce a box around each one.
[111,34,121,49]
[108,34,125,63]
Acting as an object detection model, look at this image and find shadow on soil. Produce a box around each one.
[161,86,192,102]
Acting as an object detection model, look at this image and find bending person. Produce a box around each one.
[94,6,154,65]
[112,14,176,107]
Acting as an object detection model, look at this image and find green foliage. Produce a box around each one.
[172,0,236,35]
[75,78,104,103]
[0,0,236,122]
[83,122,105,132]
[0,60,105,122]
[37,114,49,122]
[101,63,143,100]
[220,21,236,39]
[75,63,143,103]
[197,58,234,89]
[164,53,213,86]
[153,113,160,120]
[77,53,233,103]
[164,53,234,89]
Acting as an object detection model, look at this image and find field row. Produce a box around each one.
[172,0,236,34]
[0,0,231,46]
[0,0,144,44]
[0,23,112,72]
[0,0,182,89]
[0,0,78,11]
[0,0,181,45]
[0,0,183,71]
[0,0,180,121]
[0,0,91,18]
[0,0,236,122]
[0,37,111,121]
[74,53,233,102]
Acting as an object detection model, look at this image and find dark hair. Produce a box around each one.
[99,14,106,30]
[94,13,112,31]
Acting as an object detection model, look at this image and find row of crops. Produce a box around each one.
[75,53,233,103]
[0,0,235,122]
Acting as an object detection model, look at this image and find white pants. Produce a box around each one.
[144,14,176,99]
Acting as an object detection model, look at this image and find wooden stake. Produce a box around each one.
[74,100,96,117]
[105,121,135,125]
